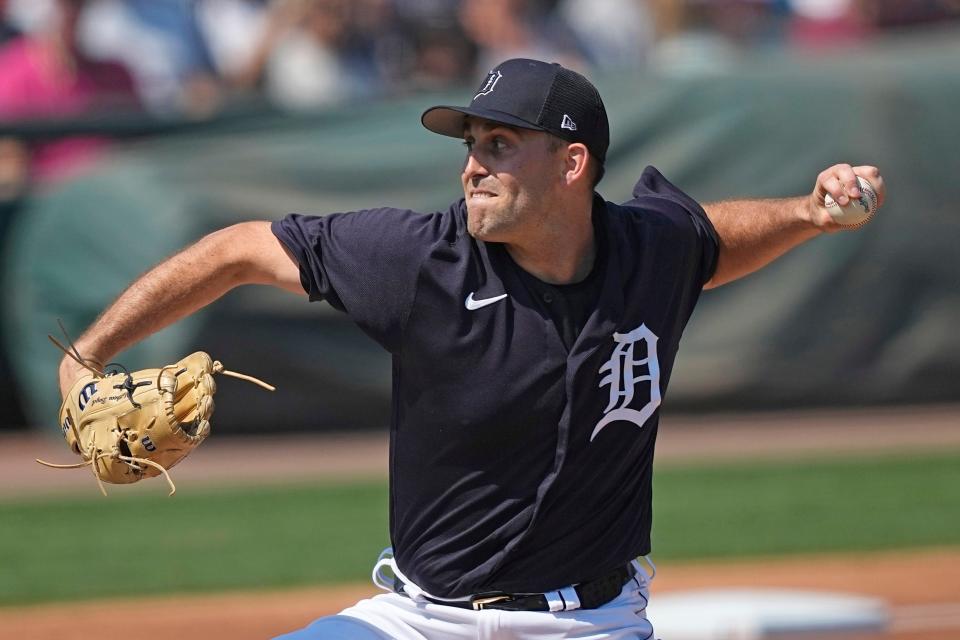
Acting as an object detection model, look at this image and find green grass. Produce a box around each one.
[651,451,960,558]
[2,451,959,605]
[0,481,389,605]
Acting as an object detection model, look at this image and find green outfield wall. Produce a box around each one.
[3,29,958,432]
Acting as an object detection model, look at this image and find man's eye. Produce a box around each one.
[462,140,474,151]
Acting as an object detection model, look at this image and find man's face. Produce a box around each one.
[461,117,564,243]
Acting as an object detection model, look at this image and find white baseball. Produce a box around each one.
[824,176,879,227]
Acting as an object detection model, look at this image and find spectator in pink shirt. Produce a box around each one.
[0,0,139,187]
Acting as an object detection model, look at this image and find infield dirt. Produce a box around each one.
[7,404,959,497]
[0,548,957,639]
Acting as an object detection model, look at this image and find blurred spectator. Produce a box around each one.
[864,0,960,28]
[558,0,655,70]
[3,0,958,125]
[5,0,56,34]
[787,0,872,48]
[0,0,19,47]
[647,0,743,75]
[196,0,269,85]
[224,0,386,111]
[708,1,791,49]
[405,22,477,90]
[348,0,426,93]
[79,0,223,116]
[0,137,27,202]
[0,0,139,186]
[458,0,587,75]
[386,1,476,91]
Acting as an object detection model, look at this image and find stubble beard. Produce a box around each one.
[467,199,517,242]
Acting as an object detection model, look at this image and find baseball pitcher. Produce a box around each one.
[56,58,885,639]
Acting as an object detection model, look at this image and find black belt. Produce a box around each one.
[398,564,635,612]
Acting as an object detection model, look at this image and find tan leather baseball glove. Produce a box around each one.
[39,346,274,495]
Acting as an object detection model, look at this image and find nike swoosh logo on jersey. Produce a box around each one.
[465,292,508,311]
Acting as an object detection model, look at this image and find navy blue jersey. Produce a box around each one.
[272,166,718,598]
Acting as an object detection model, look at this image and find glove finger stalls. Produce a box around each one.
[170,373,215,421]
[195,419,211,439]
[159,368,178,394]
[198,372,216,396]
[198,395,214,421]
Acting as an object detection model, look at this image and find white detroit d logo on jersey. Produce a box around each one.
[591,324,661,441]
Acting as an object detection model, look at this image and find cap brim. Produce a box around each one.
[421,105,547,139]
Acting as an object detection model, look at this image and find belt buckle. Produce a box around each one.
[471,594,512,610]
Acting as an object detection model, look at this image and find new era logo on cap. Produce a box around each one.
[421,58,609,164]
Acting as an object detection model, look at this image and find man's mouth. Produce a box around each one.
[469,190,497,200]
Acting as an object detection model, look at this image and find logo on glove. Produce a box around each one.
[78,382,98,411]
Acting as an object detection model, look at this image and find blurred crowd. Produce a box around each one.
[0,0,959,202]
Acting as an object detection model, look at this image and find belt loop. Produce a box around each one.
[546,586,582,612]
[371,548,430,602]
[545,591,565,612]
[371,547,396,593]
[559,586,581,611]
[373,549,446,604]
[642,555,657,581]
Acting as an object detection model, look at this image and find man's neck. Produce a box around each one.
[505,199,596,285]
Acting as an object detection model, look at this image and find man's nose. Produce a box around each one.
[463,153,489,183]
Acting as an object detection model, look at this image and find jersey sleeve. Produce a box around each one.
[627,166,719,287]
[271,208,443,352]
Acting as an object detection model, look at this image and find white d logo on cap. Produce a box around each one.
[474,70,503,100]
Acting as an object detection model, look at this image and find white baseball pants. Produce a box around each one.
[273,557,656,639]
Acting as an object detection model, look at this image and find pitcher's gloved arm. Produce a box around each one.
[58,221,302,398]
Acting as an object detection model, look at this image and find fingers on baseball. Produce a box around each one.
[817,163,884,209]
[853,165,885,206]
[816,167,843,205]
[818,164,857,205]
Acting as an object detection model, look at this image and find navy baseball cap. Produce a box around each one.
[421,58,610,164]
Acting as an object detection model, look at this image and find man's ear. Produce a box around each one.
[564,143,590,186]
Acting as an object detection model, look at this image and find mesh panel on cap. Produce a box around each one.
[538,68,609,163]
